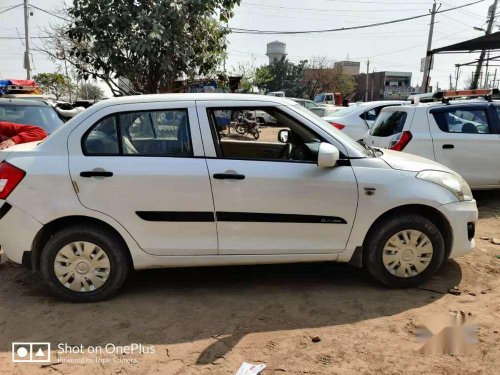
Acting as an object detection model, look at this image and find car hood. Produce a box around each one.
[379,149,457,174]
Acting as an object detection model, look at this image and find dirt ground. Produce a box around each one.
[0,192,498,375]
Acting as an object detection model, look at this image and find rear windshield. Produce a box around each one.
[370,111,407,137]
[328,105,360,118]
[0,104,63,134]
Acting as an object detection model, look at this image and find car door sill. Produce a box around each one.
[133,253,341,270]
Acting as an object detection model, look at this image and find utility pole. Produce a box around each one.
[484,51,491,88]
[421,1,440,93]
[370,70,375,101]
[471,0,499,89]
[449,74,453,90]
[365,59,370,102]
[454,65,461,90]
[23,0,32,80]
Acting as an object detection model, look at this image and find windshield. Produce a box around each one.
[291,104,369,156]
[0,104,64,134]
[314,94,324,102]
[327,105,361,118]
[370,110,408,136]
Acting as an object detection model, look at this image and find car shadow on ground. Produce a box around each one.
[474,190,500,219]
[0,260,462,365]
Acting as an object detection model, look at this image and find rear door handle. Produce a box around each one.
[213,173,245,180]
[80,171,114,178]
[442,144,455,149]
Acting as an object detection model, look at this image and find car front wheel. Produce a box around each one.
[40,225,129,302]
[363,214,445,288]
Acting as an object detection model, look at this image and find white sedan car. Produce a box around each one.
[323,101,406,140]
[0,94,477,301]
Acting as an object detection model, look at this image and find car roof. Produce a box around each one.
[86,93,298,111]
[0,98,50,106]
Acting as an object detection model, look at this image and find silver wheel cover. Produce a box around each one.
[54,242,111,292]
[382,230,433,278]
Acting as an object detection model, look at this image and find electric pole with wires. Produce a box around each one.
[421,1,441,93]
[471,0,498,89]
[23,0,32,80]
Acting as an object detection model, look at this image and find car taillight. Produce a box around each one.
[329,122,345,130]
[389,131,413,151]
[0,162,26,200]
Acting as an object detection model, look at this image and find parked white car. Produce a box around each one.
[309,104,343,117]
[290,98,317,109]
[363,100,500,189]
[0,94,477,301]
[323,101,407,141]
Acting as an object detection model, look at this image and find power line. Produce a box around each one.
[229,0,487,34]
[30,4,71,22]
[0,3,22,14]
[242,2,428,13]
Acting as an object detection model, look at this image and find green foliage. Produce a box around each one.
[66,0,241,95]
[34,72,74,100]
[257,57,309,97]
[77,83,105,100]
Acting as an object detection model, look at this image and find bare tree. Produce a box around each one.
[303,56,356,99]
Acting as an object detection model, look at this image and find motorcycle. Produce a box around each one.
[235,113,260,139]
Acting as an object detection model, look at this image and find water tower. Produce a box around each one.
[266,41,287,64]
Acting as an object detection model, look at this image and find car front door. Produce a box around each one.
[196,101,358,255]
[429,104,500,188]
[68,101,218,256]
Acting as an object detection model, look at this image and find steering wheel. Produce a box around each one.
[278,143,293,160]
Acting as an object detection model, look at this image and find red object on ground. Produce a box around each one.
[0,121,47,144]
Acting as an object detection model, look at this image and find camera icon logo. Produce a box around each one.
[12,342,51,363]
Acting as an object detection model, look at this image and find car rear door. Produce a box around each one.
[67,100,218,256]
[429,104,500,188]
[196,100,358,255]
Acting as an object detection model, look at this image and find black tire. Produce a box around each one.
[40,224,129,302]
[363,214,445,288]
[252,130,260,140]
[235,124,246,135]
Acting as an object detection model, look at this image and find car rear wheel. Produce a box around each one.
[363,214,445,288]
[40,225,129,302]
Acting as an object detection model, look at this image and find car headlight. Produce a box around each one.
[417,170,473,201]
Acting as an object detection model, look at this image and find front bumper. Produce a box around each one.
[438,200,478,259]
[0,201,42,265]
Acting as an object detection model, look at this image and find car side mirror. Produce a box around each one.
[317,143,340,168]
[278,129,290,143]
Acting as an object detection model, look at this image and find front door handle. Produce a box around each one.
[80,171,114,178]
[442,144,455,149]
[213,173,245,180]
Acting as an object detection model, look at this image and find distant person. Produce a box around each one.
[343,98,349,107]
[0,121,47,150]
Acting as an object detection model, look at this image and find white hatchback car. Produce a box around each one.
[0,94,477,301]
[363,100,500,189]
[323,101,407,141]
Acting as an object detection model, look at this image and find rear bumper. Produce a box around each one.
[0,201,42,265]
[438,200,478,259]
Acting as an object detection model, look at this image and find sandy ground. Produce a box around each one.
[0,192,498,374]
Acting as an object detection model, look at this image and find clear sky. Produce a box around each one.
[0,0,496,95]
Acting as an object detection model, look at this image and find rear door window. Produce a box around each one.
[431,108,490,134]
[369,111,408,137]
